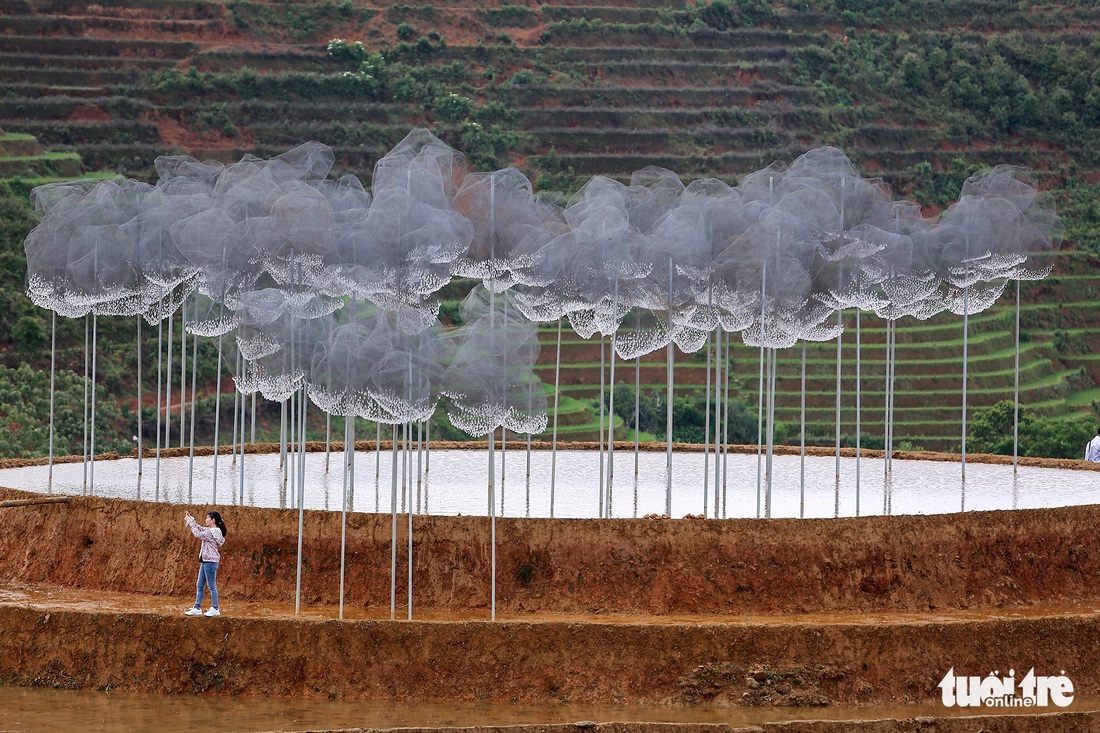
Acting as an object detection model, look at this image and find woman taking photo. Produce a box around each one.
[184,510,227,617]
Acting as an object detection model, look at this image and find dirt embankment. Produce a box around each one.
[1,487,1099,616]
[4,603,1100,706]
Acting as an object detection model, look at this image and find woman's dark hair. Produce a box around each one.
[207,511,227,539]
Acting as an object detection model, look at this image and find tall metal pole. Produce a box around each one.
[855,308,861,517]
[89,314,98,494]
[550,318,562,518]
[606,280,619,517]
[164,310,174,462]
[800,341,806,518]
[598,336,606,518]
[1013,280,1021,473]
[665,258,674,517]
[47,312,56,494]
[187,316,198,503]
[961,280,970,483]
[339,416,349,620]
[390,424,399,620]
[137,317,143,477]
[703,329,712,517]
[756,266,766,519]
[156,320,163,499]
[213,332,223,502]
[835,309,843,485]
[82,315,89,494]
[713,327,722,519]
[178,297,187,448]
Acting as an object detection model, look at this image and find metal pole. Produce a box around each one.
[165,310,174,461]
[137,317,143,477]
[231,348,238,467]
[855,308,861,517]
[756,266,766,519]
[325,414,331,472]
[179,297,187,448]
[598,335,606,518]
[89,314,98,494]
[1013,280,1021,473]
[713,327,722,519]
[213,332,223,502]
[156,320,163,499]
[835,309,843,484]
[703,329,712,517]
[962,281,970,483]
[666,258,674,517]
[800,341,806,518]
[295,383,307,613]
[489,428,496,621]
[339,416,349,620]
[390,425,398,620]
[187,316,198,503]
[550,318,562,518]
[606,280,619,517]
[47,312,56,494]
[721,330,731,518]
[82,315,89,494]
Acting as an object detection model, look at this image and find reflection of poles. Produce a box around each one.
[550,318,562,518]
[800,342,806,518]
[1013,280,1021,473]
[89,314,98,494]
[47,312,56,495]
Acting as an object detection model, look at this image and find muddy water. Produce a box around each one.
[2,685,1098,733]
[4,449,1100,519]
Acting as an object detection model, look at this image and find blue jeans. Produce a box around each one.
[194,561,219,609]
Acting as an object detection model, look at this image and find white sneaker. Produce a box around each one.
[204,607,220,617]
[184,607,203,616]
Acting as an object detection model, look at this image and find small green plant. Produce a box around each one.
[396,21,417,40]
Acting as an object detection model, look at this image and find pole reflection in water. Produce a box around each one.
[3,450,1099,520]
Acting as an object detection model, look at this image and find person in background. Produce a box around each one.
[1086,427,1100,463]
[184,510,227,617]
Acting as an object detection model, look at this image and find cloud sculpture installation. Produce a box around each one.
[23,129,1065,459]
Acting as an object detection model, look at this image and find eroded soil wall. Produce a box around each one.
[1,487,1098,615]
[3,604,1100,706]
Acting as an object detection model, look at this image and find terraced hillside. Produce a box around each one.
[1,0,1099,454]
